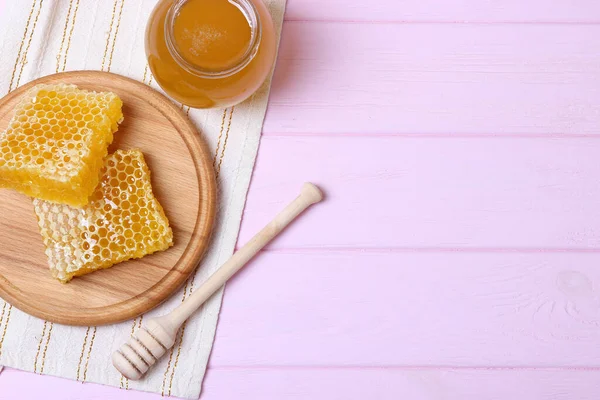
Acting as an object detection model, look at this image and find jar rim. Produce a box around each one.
[164,0,262,79]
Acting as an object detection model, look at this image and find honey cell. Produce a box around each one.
[34,149,173,282]
[0,84,123,206]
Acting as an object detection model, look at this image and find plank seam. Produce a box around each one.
[283,19,600,25]
[236,247,600,254]
[208,365,600,371]
[261,132,600,139]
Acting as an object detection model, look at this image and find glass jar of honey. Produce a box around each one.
[146,0,277,108]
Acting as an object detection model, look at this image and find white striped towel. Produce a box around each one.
[0,0,286,398]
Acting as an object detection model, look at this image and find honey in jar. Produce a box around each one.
[146,0,277,108]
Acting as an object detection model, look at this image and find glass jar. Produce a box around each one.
[145,0,277,109]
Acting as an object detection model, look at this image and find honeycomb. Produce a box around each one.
[33,149,173,283]
[0,83,123,207]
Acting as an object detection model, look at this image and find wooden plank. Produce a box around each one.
[265,23,600,135]
[206,368,600,399]
[2,367,600,400]
[238,136,600,249]
[285,0,600,23]
[211,251,600,366]
[0,369,163,400]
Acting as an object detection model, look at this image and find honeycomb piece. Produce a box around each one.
[33,149,173,283]
[0,83,123,207]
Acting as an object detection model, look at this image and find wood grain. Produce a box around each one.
[2,367,600,400]
[0,71,216,326]
[211,251,600,367]
[264,23,600,135]
[285,0,600,22]
[238,136,600,249]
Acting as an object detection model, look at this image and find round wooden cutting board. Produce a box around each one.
[0,71,216,326]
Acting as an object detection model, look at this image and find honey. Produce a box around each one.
[146,0,277,108]
[173,0,252,71]
[34,149,173,283]
[0,84,123,207]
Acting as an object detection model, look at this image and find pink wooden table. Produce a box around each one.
[2,0,600,399]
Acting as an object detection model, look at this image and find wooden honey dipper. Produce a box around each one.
[112,183,323,380]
